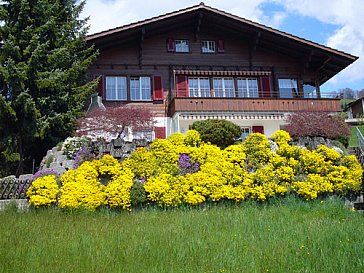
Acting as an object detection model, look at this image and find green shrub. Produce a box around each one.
[190,119,241,149]
[130,181,147,207]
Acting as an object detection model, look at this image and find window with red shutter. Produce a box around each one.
[154,127,166,139]
[166,37,175,52]
[153,76,164,100]
[176,75,188,97]
[260,76,271,98]
[217,39,225,53]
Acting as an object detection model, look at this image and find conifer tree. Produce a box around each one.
[0,0,98,175]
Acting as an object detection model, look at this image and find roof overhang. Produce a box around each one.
[86,3,358,85]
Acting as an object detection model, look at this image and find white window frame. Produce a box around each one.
[278,78,298,98]
[130,76,151,101]
[240,127,251,140]
[105,76,127,101]
[188,77,210,97]
[175,40,189,53]
[213,77,235,97]
[201,40,216,53]
[237,78,259,98]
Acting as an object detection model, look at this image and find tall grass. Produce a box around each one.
[0,197,363,273]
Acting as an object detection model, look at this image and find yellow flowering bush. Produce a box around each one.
[292,174,333,200]
[242,133,271,167]
[49,129,363,210]
[271,130,291,145]
[26,175,59,208]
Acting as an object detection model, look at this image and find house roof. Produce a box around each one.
[86,2,358,84]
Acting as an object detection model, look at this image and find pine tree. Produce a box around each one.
[0,0,98,176]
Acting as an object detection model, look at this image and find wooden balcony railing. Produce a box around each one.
[168,90,341,116]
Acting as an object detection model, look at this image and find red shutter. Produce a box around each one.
[252,126,264,134]
[154,127,166,139]
[260,76,271,98]
[166,37,175,52]
[153,76,164,101]
[217,39,225,53]
[176,75,188,97]
[96,75,105,100]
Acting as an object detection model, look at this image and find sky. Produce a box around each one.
[82,0,364,93]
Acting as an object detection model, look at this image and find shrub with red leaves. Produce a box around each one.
[286,112,350,141]
[77,106,155,139]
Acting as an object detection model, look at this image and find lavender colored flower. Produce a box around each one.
[73,148,95,168]
[32,169,59,181]
[178,154,200,176]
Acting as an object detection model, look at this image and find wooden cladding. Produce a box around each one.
[169,98,341,115]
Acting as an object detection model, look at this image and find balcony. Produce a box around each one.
[168,91,341,116]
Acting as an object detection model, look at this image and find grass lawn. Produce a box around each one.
[0,197,363,273]
[349,125,364,147]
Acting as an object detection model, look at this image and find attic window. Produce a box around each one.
[202,40,216,53]
[175,40,189,53]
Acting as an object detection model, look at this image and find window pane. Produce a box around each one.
[224,78,235,97]
[237,78,258,98]
[213,78,223,97]
[130,78,140,100]
[278,79,298,98]
[200,78,210,97]
[175,40,189,53]
[188,78,199,97]
[141,77,151,100]
[202,41,216,53]
[106,76,127,101]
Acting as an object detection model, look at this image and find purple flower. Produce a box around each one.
[32,169,59,181]
[73,148,95,168]
[178,154,200,176]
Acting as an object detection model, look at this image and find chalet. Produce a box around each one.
[86,2,358,139]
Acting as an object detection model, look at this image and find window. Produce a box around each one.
[237,78,259,98]
[278,79,298,98]
[175,40,189,53]
[201,41,216,53]
[105,76,127,101]
[130,77,151,100]
[213,78,235,97]
[240,127,250,140]
[188,78,210,97]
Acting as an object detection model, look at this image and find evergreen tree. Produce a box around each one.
[0,0,98,176]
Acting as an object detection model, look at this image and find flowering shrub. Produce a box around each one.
[46,130,362,211]
[26,175,59,207]
[62,136,90,159]
[32,169,59,181]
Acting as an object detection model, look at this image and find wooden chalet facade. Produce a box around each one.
[86,3,358,139]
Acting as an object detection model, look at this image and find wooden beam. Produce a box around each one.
[138,28,145,69]
[301,49,314,75]
[194,12,203,41]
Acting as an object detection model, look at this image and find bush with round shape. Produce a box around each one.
[190,119,241,149]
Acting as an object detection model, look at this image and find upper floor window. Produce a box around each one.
[201,40,216,53]
[130,76,151,101]
[278,79,298,98]
[105,76,127,101]
[175,40,189,53]
[237,78,259,98]
[188,77,210,97]
[213,78,235,97]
